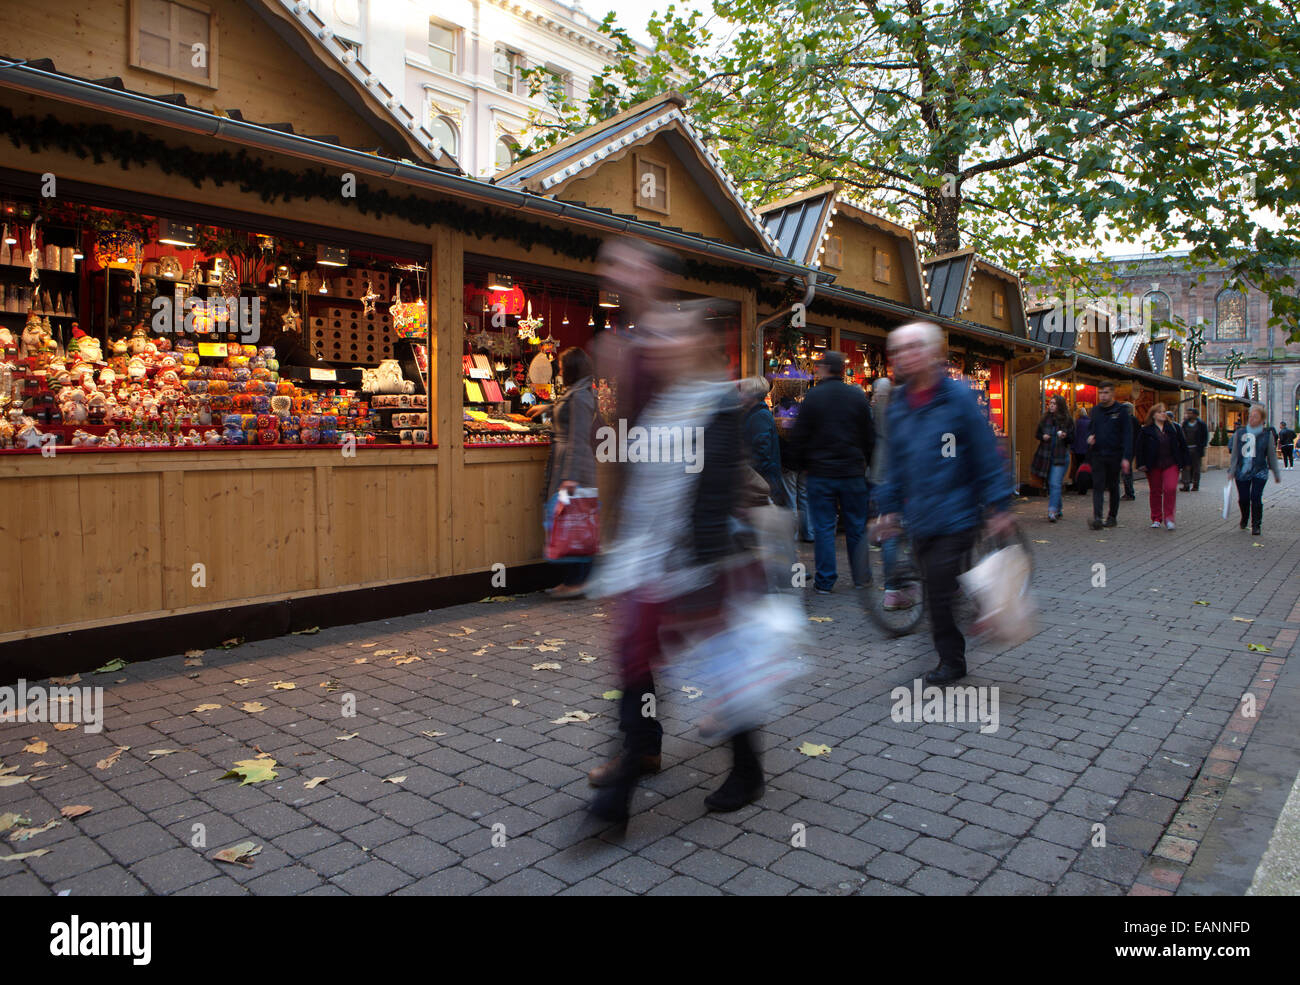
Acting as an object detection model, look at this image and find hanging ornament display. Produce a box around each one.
[466,325,495,352]
[281,303,301,335]
[390,279,429,339]
[361,280,379,316]
[93,229,144,270]
[517,300,543,343]
[28,224,41,283]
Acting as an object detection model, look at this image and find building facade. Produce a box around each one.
[1092,253,1300,426]
[307,0,639,177]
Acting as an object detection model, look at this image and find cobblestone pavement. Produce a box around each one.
[2,468,1297,896]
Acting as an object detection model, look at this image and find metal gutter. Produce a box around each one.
[0,59,816,281]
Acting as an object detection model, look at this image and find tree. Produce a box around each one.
[533,0,1300,339]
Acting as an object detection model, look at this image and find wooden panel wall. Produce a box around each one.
[454,451,549,574]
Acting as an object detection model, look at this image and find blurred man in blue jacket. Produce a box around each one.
[872,322,1015,685]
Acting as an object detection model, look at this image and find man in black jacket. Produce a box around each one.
[1181,406,1209,489]
[1086,383,1133,529]
[1279,421,1296,470]
[1121,402,1140,500]
[788,351,874,593]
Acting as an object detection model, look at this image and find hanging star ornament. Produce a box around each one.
[281,304,301,334]
[362,280,379,316]
[28,225,41,283]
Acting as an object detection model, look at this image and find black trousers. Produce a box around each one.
[1181,451,1202,488]
[1283,447,1294,468]
[1236,476,1266,529]
[1091,455,1123,520]
[914,529,978,672]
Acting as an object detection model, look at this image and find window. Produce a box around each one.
[494,46,522,93]
[495,135,519,171]
[1143,290,1171,330]
[130,0,218,88]
[429,115,458,157]
[1215,286,1248,340]
[542,65,573,106]
[428,20,457,73]
[992,289,1005,319]
[634,154,669,214]
[821,235,842,269]
[872,247,890,283]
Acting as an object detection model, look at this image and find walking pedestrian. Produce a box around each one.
[738,376,788,506]
[1085,383,1133,529]
[1135,403,1189,530]
[536,346,599,597]
[870,378,911,609]
[1070,405,1091,487]
[872,322,1016,686]
[787,350,875,594]
[1121,402,1140,500]
[587,309,765,822]
[1229,404,1282,536]
[1032,394,1074,522]
[1180,406,1209,490]
[1278,421,1296,469]
[773,384,815,541]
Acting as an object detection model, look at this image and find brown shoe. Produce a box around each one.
[587,753,661,787]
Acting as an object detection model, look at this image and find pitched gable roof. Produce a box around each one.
[922,249,976,319]
[493,92,780,254]
[249,0,459,170]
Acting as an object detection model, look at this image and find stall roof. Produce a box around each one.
[493,92,781,255]
[922,250,975,318]
[1027,304,1079,350]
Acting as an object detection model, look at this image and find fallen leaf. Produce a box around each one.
[0,763,19,776]
[543,639,566,647]
[435,648,448,653]
[420,730,447,738]
[53,723,77,732]
[0,849,50,861]
[1194,600,1210,605]
[374,649,400,657]
[551,710,595,724]
[510,699,521,707]
[536,646,562,653]
[0,812,31,832]
[392,655,421,666]
[1232,617,1254,623]
[59,805,92,819]
[532,661,562,671]
[291,626,320,635]
[479,595,520,602]
[23,740,48,755]
[382,775,407,785]
[354,658,368,664]
[9,818,60,842]
[233,678,257,687]
[361,643,378,648]
[269,681,296,690]
[49,674,80,686]
[808,616,833,623]
[220,758,279,785]
[193,704,224,715]
[602,690,623,701]
[240,702,267,714]
[220,637,244,649]
[93,658,127,673]
[31,761,53,768]
[592,613,607,619]
[472,647,491,656]
[95,747,129,770]
[336,732,359,741]
[212,841,262,867]
[1033,539,1050,544]
[146,749,179,759]
[1247,644,1272,652]
[798,742,832,757]
[319,680,342,692]
[304,777,329,790]
[579,653,596,663]
[507,646,532,651]
[681,686,704,700]
[184,656,203,667]
[0,775,32,788]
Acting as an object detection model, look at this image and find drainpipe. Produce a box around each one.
[1007,348,1060,493]
[755,273,819,376]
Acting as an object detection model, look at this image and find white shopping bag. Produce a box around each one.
[957,543,1036,647]
[1222,478,1235,520]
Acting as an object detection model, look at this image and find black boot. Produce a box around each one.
[705,731,764,812]
[588,752,639,823]
[924,663,967,685]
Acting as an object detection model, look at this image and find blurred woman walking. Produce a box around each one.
[1032,395,1074,522]
[1135,403,1188,530]
[1229,404,1282,536]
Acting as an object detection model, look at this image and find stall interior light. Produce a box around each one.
[598,290,620,308]
[319,279,330,294]
[158,219,199,247]
[488,272,514,291]
[316,244,349,267]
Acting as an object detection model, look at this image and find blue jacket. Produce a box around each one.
[875,376,1012,537]
[741,403,788,506]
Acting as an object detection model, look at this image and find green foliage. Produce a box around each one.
[545,1,1300,340]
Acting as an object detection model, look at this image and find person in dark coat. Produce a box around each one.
[1121,402,1141,500]
[1180,406,1209,490]
[1070,406,1092,486]
[1033,394,1074,522]
[1135,402,1189,529]
[1086,383,1133,529]
[738,376,788,506]
[787,350,874,593]
[538,346,599,597]
[1277,421,1295,470]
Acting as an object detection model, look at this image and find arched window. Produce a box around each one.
[495,135,519,171]
[429,115,458,157]
[1215,287,1248,340]
[1142,290,1171,331]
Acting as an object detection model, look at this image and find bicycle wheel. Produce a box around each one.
[855,532,925,637]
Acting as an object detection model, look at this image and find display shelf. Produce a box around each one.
[0,309,77,319]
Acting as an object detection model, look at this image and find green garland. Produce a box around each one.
[0,107,767,292]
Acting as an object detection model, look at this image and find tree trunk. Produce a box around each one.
[931,166,961,255]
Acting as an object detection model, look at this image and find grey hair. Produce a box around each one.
[737,375,771,400]
[1249,403,1267,423]
[888,320,944,355]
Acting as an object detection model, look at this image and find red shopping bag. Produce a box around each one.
[546,489,599,559]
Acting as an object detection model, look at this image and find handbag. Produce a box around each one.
[545,486,599,559]
[1030,438,1052,480]
[1222,477,1235,520]
[957,543,1036,647]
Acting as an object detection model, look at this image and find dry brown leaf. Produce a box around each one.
[510,699,521,707]
[353,658,368,664]
[212,840,262,867]
[94,746,129,771]
[374,649,399,657]
[536,645,562,653]
[391,654,421,666]
[361,643,378,648]
[53,723,77,732]
[551,710,595,724]
[0,775,32,788]
[382,775,407,785]
[435,648,448,653]
[532,661,562,671]
[49,674,80,686]
[336,732,359,741]
[304,777,328,790]
[9,818,61,842]
[543,639,566,647]
[420,730,447,738]
[0,848,50,862]
[0,812,29,832]
[578,653,596,663]
[146,749,179,759]
[23,740,48,755]
[59,805,92,819]
[233,678,257,687]
[193,703,222,713]
[269,681,296,690]
[239,702,267,714]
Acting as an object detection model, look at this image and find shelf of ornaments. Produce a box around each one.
[0,309,78,319]
[0,263,80,275]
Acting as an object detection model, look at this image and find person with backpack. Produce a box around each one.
[1229,404,1282,536]
[1278,421,1296,469]
[1085,383,1133,529]
[1032,394,1074,522]
[1180,406,1209,490]
[1135,403,1189,530]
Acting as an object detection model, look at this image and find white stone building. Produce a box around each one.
[303,0,642,177]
